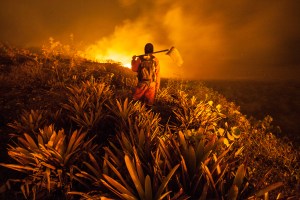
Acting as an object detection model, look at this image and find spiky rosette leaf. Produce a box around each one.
[0,124,98,199]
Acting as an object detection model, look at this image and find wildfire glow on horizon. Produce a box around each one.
[0,0,299,80]
[83,41,180,77]
[92,52,132,69]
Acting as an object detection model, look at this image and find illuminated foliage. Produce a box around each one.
[0,43,299,199]
[0,125,98,199]
[62,79,112,132]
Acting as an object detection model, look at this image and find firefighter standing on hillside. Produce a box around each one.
[131,43,160,106]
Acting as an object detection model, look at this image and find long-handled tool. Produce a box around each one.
[136,46,183,66]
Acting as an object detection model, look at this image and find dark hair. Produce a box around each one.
[144,43,154,54]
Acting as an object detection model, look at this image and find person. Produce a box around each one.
[131,43,160,106]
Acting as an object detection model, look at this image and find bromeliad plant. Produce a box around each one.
[100,150,181,200]
[8,109,49,135]
[106,98,145,132]
[70,97,246,199]
[172,90,226,132]
[0,124,98,199]
[158,129,246,199]
[107,98,162,136]
[106,98,163,164]
[70,149,181,200]
[158,129,284,199]
[70,99,183,199]
[62,79,113,132]
[171,90,243,147]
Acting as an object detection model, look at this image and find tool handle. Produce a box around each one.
[136,49,169,57]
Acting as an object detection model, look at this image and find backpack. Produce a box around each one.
[138,55,156,82]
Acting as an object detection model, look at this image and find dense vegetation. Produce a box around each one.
[203,79,300,145]
[0,41,299,199]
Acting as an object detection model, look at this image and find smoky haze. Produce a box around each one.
[0,0,299,80]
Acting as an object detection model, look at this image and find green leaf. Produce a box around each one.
[109,141,124,159]
[83,161,100,179]
[227,185,238,200]
[158,191,172,200]
[180,156,189,190]
[54,137,65,154]
[145,175,153,200]
[223,138,230,147]
[125,154,145,199]
[133,148,145,186]
[41,162,56,170]
[138,130,145,149]
[104,157,135,194]
[68,191,95,199]
[211,146,231,175]
[199,184,209,200]
[233,164,245,188]
[101,179,126,199]
[20,184,27,199]
[88,152,101,174]
[227,132,235,141]
[254,182,283,197]
[0,163,36,173]
[75,171,97,182]
[234,146,244,157]
[187,146,196,176]
[71,131,87,151]
[121,194,138,200]
[103,174,136,197]
[47,131,57,147]
[66,130,78,155]
[202,164,217,194]
[196,139,205,164]
[64,150,79,165]
[204,134,216,154]
[178,131,187,150]
[24,133,38,149]
[54,129,64,147]
[46,168,51,192]
[103,146,122,167]
[218,128,225,136]
[38,135,44,146]
[231,127,241,138]
[158,138,172,169]
[120,133,133,153]
[154,164,180,200]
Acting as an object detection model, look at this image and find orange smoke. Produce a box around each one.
[81,1,300,80]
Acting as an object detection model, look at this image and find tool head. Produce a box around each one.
[166,46,183,66]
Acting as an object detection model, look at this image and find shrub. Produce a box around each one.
[62,80,113,132]
[0,125,98,199]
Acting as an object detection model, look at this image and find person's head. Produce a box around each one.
[144,43,154,54]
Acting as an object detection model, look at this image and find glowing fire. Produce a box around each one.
[94,53,131,68]
[84,46,133,68]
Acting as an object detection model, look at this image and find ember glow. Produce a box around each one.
[86,47,132,68]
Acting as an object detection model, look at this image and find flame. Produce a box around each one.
[85,38,133,68]
[82,19,153,70]
[84,44,181,78]
[85,47,132,68]
[95,52,131,68]
[81,18,181,77]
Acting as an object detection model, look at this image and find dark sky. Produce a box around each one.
[1,0,299,80]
